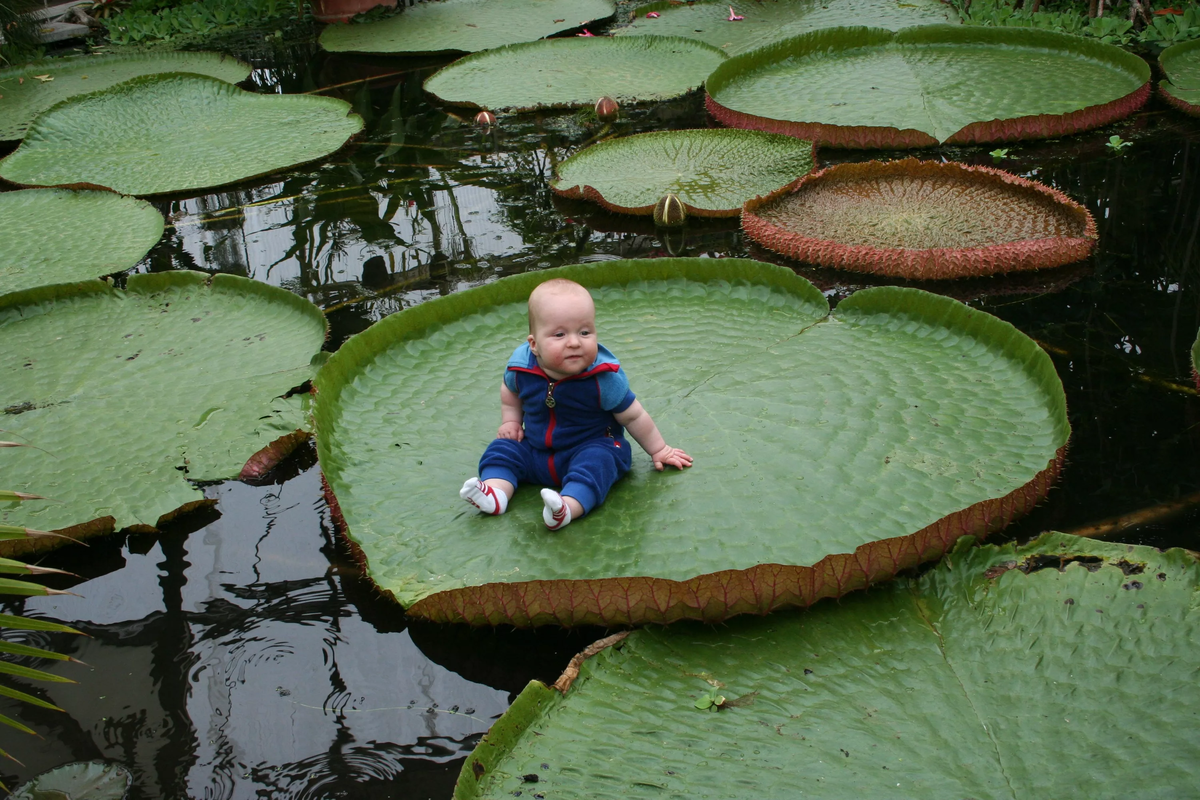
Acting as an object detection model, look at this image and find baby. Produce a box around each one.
[460,278,692,530]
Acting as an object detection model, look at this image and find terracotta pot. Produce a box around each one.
[312,0,397,23]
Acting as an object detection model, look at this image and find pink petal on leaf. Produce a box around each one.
[727,6,744,19]
[646,11,659,16]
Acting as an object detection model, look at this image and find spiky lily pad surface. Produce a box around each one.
[1159,38,1200,116]
[706,26,1150,147]
[0,189,164,296]
[314,258,1068,627]
[615,0,956,56]
[457,534,1200,799]
[319,0,615,53]
[743,159,1097,279]
[551,129,814,217]
[0,51,251,141]
[422,36,726,112]
[0,73,363,196]
[0,272,327,550]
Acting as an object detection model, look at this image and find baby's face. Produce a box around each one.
[528,289,598,381]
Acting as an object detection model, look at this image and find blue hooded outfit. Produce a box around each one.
[478,342,635,514]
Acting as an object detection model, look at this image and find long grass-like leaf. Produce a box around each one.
[0,711,36,735]
[0,614,81,634]
[0,577,48,597]
[0,660,75,684]
[0,557,72,577]
[0,682,63,711]
[0,641,74,662]
[0,526,84,546]
[0,442,28,448]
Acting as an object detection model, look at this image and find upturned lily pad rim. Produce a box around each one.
[1159,38,1200,117]
[0,271,327,555]
[705,25,1152,148]
[315,258,1068,627]
[421,35,727,113]
[452,532,1194,798]
[742,158,1098,279]
[0,72,364,197]
[549,129,817,217]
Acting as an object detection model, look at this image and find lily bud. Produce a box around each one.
[594,96,619,123]
[474,110,497,128]
[653,193,687,228]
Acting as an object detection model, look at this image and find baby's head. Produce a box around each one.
[527,279,597,380]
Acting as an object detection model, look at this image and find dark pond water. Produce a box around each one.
[3,22,1200,799]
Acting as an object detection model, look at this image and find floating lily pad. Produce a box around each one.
[551,129,814,217]
[1159,39,1200,116]
[11,761,131,800]
[743,159,1096,279]
[423,36,726,112]
[320,0,615,53]
[0,272,327,547]
[706,26,1150,147]
[457,533,1200,798]
[615,0,956,56]
[0,73,363,196]
[0,51,251,141]
[314,258,1068,627]
[0,189,164,297]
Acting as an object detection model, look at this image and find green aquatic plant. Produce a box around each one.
[989,146,1010,159]
[742,159,1097,279]
[550,129,814,217]
[9,761,131,799]
[0,72,363,195]
[0,272,327,547]
[0,189,164,297]
[0,51,251,141]
[705,26,1150,147]
[1159,37,1200,115]
[423,35,726,112]
[1107,133,1133,150]
[319,0,616,53]
[455,533,1200,799]
[314,258,1068,626]
[102,0,297,44]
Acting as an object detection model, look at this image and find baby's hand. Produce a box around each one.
[498,421,524,441]
[651,445,692,472]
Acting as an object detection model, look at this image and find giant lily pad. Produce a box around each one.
[551,129,814,217]
[0,73,364,196]
[319,0,616,54]
[706,26,1150,148]
[614,0,957,57]
[0,51,251,141]
[743,159,1097,279]
[1159,38,1200,116]
[422,36,726,112]
[0,272,327,547]
[314,258,1068,627]
[456,533,1200,798]
[0,189,164,297]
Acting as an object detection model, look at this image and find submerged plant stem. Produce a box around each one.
[1066,488,1200,540]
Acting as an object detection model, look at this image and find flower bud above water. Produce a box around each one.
[595,96,619,123]
[654,193,687,228]
[474,110,497,128]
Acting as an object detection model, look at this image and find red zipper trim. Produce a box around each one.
[508,362,619,381]
[545,405,557,450]
[548,451,560,485]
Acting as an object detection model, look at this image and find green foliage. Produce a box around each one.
[1107,133,1133,149]
[0,1,44,66]
[102,0,298,44]
[956,0,1200,48]
[990,146,1011,158]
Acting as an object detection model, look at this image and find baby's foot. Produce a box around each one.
[461,478,508,515]
[541,488,573,531]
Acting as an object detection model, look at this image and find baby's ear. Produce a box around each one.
[527,333,537,354]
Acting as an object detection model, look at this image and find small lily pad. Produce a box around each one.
[0,73,363,196]
[423,36,726,112]
[319,0,616,54]
[0,189,164,297]
[742,159,1097,279]
[0,51,251,141]
[10,760,131,800]
[551,129,814,217]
